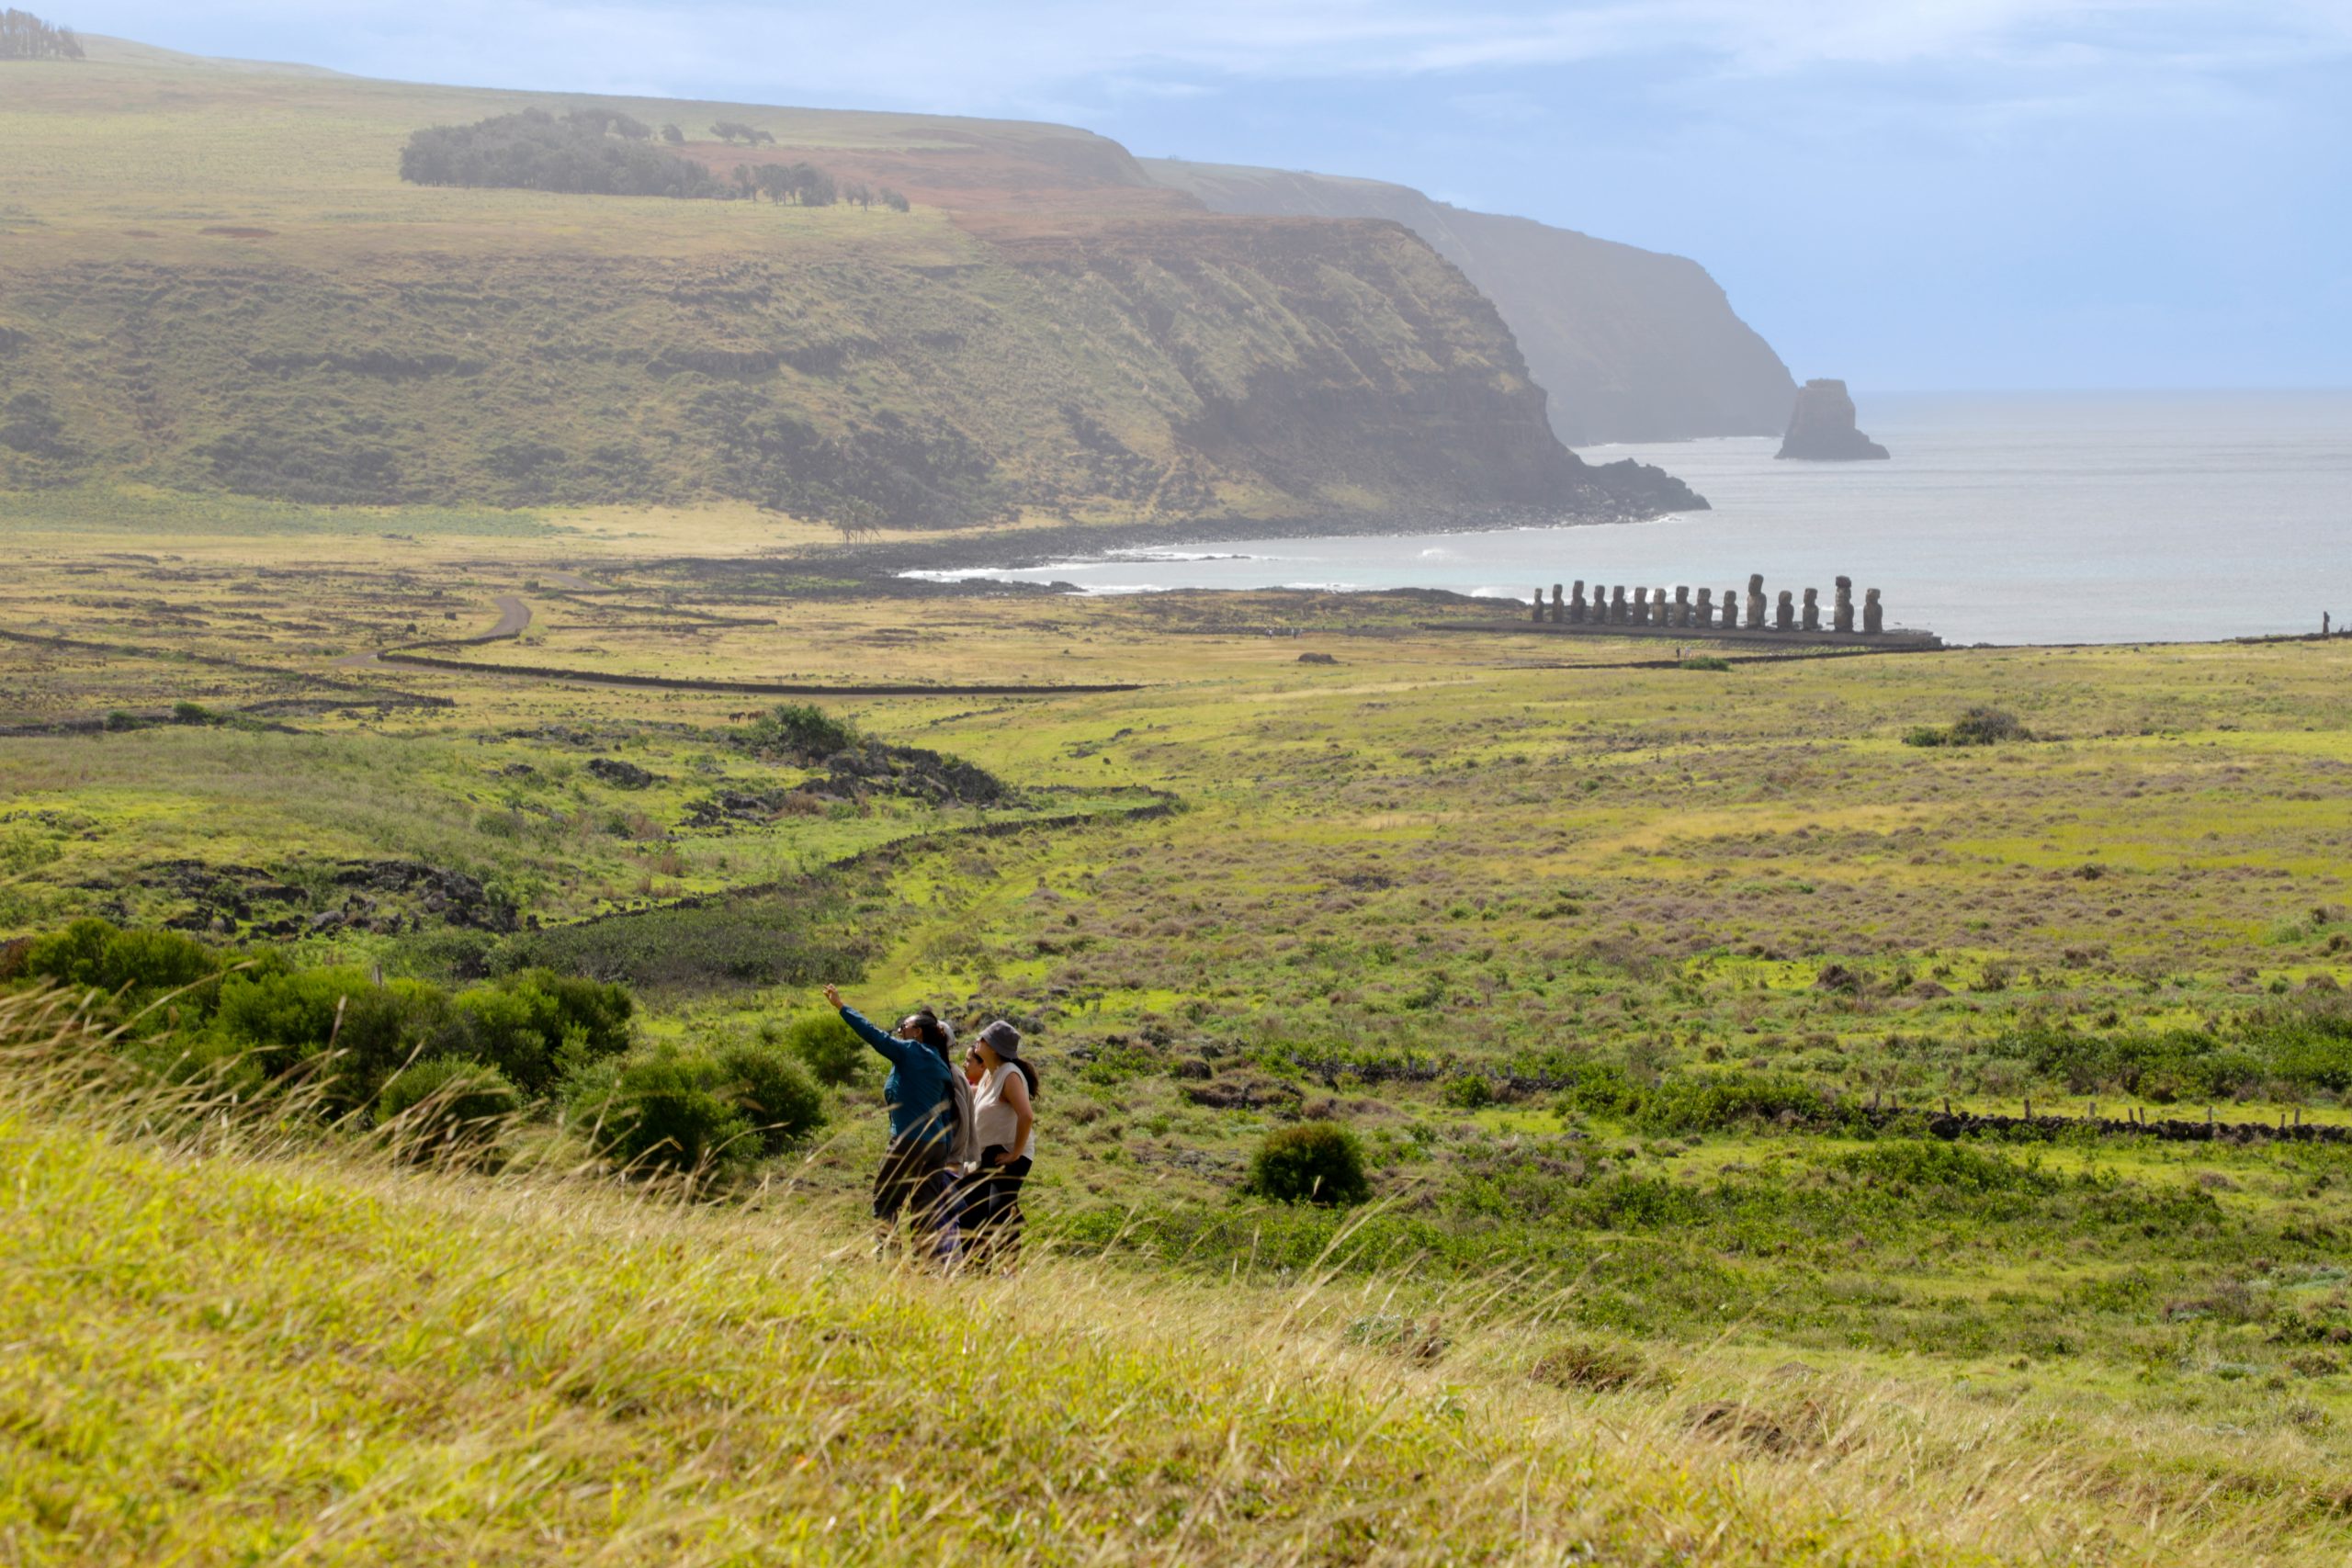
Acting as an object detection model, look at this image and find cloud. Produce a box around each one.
[82,0,2352,113]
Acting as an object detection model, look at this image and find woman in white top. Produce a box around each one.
[963,1020,1035,1266]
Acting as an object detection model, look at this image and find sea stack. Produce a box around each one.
[1776,378,1889,460]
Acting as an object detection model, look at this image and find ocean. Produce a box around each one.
[914,391,2352,644]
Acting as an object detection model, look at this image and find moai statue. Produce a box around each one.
[1721,588,1740,628]
[1673,585,1691,628]
[1746,574,1767,630]
[1550,583,1566,624]
[1863,588,1883,634]
[1775,590,1795,631]
[1802,587,1821,632]
[1834,575,1855,633]
[1652,589,1669,628]
[1695,587,1714,628]
[1609,585,1627,625]
[1569,581,1588,624]
[1634,587,1653,626]
[1532,588,1546,623]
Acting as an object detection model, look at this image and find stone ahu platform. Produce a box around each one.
[1449,573,1941,649]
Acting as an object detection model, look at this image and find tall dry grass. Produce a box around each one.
[0,986,2339,1564]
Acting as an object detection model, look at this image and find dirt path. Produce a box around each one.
[335,593,530,669]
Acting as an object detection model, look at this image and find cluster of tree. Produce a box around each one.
[709,120,776,145]
[0,7,81,58]
[400,107,724,197]
[729,162,908,210]
[732,160,833,205]
[396,108,911,215]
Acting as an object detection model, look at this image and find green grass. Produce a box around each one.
[16,546,2352,1556]
[0,1005,2038,1566]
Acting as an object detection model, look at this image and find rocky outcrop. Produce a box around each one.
[1776,378,1889,460]
[1143,160,1797,446]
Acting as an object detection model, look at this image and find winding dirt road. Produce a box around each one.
[334,593,529,669]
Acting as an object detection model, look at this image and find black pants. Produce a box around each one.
[961,1145,1033,1262]
[872,1134,949,1226]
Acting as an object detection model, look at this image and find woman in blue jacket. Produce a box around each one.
[822,983,956,1236]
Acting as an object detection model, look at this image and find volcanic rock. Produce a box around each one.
[1776,378,1889,461]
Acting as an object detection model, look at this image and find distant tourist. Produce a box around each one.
[961,1020,1037,1268]
[822,985,964,1255]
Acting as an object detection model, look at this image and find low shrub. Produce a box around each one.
[1905,705,2031,748]
[22,917,223,998]
[568,1052,756,1174]
[378,1055,521,1146]
[455,967,632,1093]
[1679,655,1732,672]
[774,1010,869,1087]
[738,702,860,761]
[1441,1073,1496,1110]
[568,1043,826,1173]
[1243,1122,1371,1206]
[710,1041,826,1154]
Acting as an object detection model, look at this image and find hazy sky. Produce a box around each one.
[67,1,2352,389]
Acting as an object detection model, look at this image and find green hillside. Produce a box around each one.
[0,40,1698,532]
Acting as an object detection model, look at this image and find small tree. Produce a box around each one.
[660,122,684,144]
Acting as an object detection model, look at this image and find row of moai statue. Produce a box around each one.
[1532,573,1883,634]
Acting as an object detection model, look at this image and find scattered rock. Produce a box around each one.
[587,757,659,789]
[1297,651,1340,665]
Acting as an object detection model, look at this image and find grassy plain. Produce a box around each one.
[7,523,2352,1558]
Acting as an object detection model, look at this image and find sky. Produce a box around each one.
[63,0,2352,389]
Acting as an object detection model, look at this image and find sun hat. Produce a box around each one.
[978,1020,1022,1059]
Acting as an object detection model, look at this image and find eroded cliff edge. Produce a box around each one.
[1143,160,1797,447]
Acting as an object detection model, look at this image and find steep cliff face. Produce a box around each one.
[1143,161,1796,447]
[1777,378,1890,460]
[0,45,1701,529]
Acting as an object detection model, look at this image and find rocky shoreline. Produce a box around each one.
[718,493,1707,598]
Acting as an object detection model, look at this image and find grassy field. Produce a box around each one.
[4,996,2339,1566]
[9,525,2352,1557]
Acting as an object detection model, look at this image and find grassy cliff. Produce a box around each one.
[0,41,1698,533]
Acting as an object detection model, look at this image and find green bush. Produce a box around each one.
[377,1055,521,1144]
[566,1051,756,1174]
[1905,705,2030,748]
[738,702,860,761]
[210,966,469,1109]
[1243,1122,1371,1206]
[22,917,221,997]
[1631,1072,1828,1135]
[1679,655,1732,672]
[1441,1073,1496,1110]
[453,967,632,1093]
[710,1041,826,1154]
[116,1030,267,1098]
[775,1010,869,1087]
[1838,1142,2056,1195]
